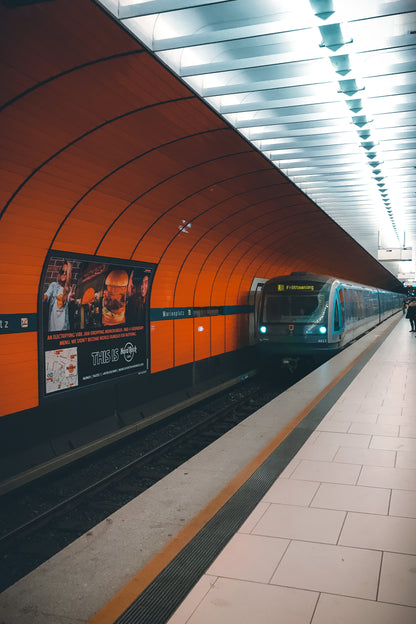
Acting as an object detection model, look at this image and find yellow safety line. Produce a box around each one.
[88,318,396,624]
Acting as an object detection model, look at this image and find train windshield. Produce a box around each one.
[261,281,329,322]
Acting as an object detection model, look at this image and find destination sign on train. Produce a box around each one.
[276,284,315,291]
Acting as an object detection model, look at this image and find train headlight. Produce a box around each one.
[319,326,327,334]
[259,325,267,334]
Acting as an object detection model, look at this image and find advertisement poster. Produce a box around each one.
[39,254,155,396]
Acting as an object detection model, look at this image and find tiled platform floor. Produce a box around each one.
[167,318,416,624]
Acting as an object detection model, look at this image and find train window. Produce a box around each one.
[350,290,357,319]
[344,289,352,320]
[356,291,364,319]
[263,294,319,321]
[334,301,340,331]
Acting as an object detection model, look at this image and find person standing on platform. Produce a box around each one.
[406,298,416,332]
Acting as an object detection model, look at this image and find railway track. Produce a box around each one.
[0,366,312,593]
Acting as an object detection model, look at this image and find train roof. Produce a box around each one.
[264,273,404,295]
[265,273,332,284]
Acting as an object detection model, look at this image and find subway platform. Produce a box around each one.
[0,313,415,624]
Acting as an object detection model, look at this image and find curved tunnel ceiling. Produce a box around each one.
[99,0,416,284]
[0,0,404,308]
[0,0,407,414]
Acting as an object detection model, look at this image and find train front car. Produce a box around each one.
[257,273,335,369]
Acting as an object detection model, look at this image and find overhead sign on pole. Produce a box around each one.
[377,247,412,261]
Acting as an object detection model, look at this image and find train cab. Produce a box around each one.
[256,272,402,369]
[257,273,333,362]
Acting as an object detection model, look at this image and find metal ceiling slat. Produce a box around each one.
[170,24,416,78]
[118,0,233,20]
[211,85,344,111]
[182,51,416,83]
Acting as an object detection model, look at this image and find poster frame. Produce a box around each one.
[37,250,156,402]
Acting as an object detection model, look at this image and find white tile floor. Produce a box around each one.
[167,317,416,624]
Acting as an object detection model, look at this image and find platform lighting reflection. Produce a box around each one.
[311,1,401,244]
[316,18,399,240]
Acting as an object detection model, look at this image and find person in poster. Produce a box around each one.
[43,259,75,332]
[126,271,149,326]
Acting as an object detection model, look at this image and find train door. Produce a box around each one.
[332,287,344,342]
[338,288,345,327]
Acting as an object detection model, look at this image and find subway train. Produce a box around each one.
[256,272,404,369]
